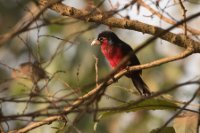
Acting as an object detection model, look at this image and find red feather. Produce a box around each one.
[101,39,124,68]
[94,31,151,96]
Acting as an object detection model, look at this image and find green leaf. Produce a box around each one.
[102,98,178,117]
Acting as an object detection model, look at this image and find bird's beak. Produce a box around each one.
[91,39,101,46]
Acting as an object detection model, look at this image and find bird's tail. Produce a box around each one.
[131,74,151,96]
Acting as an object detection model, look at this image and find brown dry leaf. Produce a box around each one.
[173,111,199,133]
[12,62,47,82]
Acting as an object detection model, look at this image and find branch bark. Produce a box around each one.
[5,1,200,132]
[0,0,61,46]
[9,46,193,133]
[137,0,199,35]
[38,0,200,52]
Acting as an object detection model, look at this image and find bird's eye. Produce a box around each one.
[99,37,104,42]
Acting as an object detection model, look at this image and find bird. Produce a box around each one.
[91,31,151,96]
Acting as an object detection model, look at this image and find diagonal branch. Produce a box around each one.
[9,46,193,133]
[137,0,200,35]
[38,0,200,52]
[5,1,200,132]
[0,0,62,46]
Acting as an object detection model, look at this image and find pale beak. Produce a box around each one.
[91,39,101,46]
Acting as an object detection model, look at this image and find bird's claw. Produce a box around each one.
[112,77,118,82]
[141,91,151,97]
[125,66,130,71]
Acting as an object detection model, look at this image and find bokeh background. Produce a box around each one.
[0,0,200,132]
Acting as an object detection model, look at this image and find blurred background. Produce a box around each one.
[0,0,200,132]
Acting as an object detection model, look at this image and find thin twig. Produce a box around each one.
[38,0,200,52]
[0,0,62,46]
[156,87,200,133]
[93,55,99,87]
[197,89,200,133]
[137,0,198,35]
[178,0,187,35]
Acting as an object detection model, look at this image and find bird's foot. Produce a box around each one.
[125,66,130,72]
[112,77,118,82]
[141,90,151,97]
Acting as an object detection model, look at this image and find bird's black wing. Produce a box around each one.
[119,41,142,75]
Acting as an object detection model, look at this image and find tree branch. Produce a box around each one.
[38,0,200,52]
[5,1,200,132]
[9,46,193,133]
[137,0,199,35]
[0,0,61,46]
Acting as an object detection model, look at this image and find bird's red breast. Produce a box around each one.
[101,39,124,68]
[91,31,151,96]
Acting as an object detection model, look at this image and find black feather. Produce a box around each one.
[98,31,151,96]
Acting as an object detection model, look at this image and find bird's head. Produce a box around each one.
[91,31,119,46]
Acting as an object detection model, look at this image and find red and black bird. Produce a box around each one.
[91,31,151,96]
